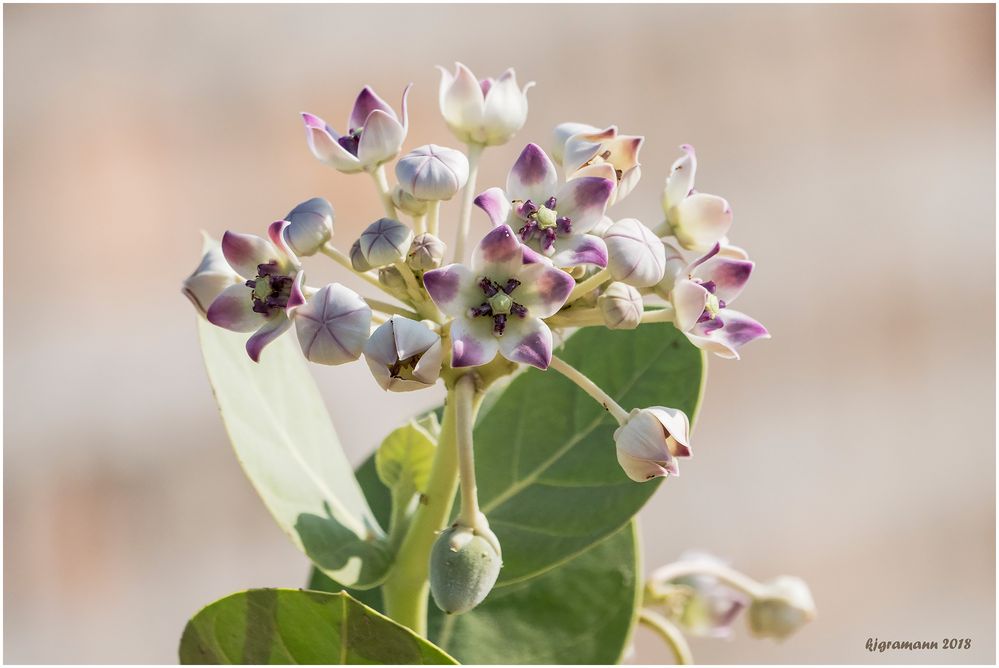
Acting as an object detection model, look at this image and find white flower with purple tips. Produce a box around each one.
[438,63,533,146]
[552,123,644,204]
[662,145,734,252]
[422,225,574,370]
[301,85,410,174]
[474,143,614,269]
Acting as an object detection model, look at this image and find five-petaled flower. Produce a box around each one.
[551,123,644,204]
[206,221,305,362]
[363,315,444,391]
[302,85,411,174]
[437,62,533,146]
[474,143,614,269]
[423,225,574,369]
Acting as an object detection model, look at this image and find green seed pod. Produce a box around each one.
[429,524,502,615]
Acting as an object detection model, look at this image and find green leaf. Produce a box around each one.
[197,318,391,589]
[473,322,704,585]
[179,589,456,665]
[427,522,640,664]
[375,421,436,498]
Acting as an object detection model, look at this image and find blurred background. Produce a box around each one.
[3,3,995,664]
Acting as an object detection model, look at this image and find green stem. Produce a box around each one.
[371,165,398,219]
[381,378,485,635]
[427,200,441,238]
[549,355,630,423]
[648,560,767,599]
[638,609,693,665]
[320,243,389,293]
[364,298,420,320]
[454,374,480,526]
[566,267,611,304]
[453,142,484,263]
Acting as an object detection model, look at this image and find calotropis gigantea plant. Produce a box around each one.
[180,62,814,665]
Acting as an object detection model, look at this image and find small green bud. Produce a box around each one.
[429,523,502,615]
[747,576,816,640]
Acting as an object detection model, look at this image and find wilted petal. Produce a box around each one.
[349,86,396,131]
[450,317,499,367]
[293,283,372,365]
[498,316,553,369]
[506,143,558,204]
[206,283,262,333]
[549,233,608,269]
[471,224,523,280]
[673,193,733,252]
[672,279,710,332]
[514,262,575,318]
[246,315,293,362]
[556,176,614,233]
[221,230,277,278]
[474,187,513,227]
[363,316,442,391]
[686,309,770,360]
[357,109,405,169]
[664,144,697,209]
[696,256,754,304]
[423,263,480,318]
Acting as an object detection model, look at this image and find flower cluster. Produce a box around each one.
[183,61,772,616]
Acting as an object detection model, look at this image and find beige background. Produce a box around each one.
[3,3,995,664]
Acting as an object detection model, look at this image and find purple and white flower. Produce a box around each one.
[422,225,575,370]
[183,232,241,316]
[438,63,533,146]
[363,316,443,391]
[288,283,372,366]
[666,243,769,359]
[283,197,334,257]
[474,143,614,269]
[662,552,749,639]
[302,85,410,174]
[662,145,733,252]
[552,123,644,204]
[205,221,305,362]
[613,406,692,482]
[395,144,469,201]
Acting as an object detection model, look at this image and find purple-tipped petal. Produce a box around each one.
[474,187,513,227]
[423,264,479,318]
[267,220,299,270]
[221,230,277,279]
[246,315,292,362]
[672,279,710,332]
[301,112,361,172]
[555,176,615,233]
[286,270,307,312]
[498,317,553,369]
[521,245,550,265]
[356,109,405,168]
[687,309,770,360]
[514,262,575,319]
[471,224,523,279]
[349,86,396,131]
[206,283,261,333]
[450,317,499,368]
[506,143,558,204]
[549,233,608,269]
[695,256,754,304]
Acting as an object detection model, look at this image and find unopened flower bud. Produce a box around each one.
[430,515,502,614]
[396,145,469,201]
[283,197,334,257]
[604,218,666,288]
[392,185,429,216]
[378,265,408,292]
[598,282,643,330]
[349,239,373,272]
[182,232,240,316]
[748,576,816,640]
[438,62,533,146]
[613,407,691,482]
[408,233,446,271]
[290,283,371,365]
[363,316,443,392]
[359,218,413,267]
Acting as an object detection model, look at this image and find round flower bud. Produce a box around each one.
[407,233,446,272]
[747,576,816,640]
[363,316,443,392]
[598,282,643,330]
[378,265,408,292]
[429,519,502,615]
[358,218,413,267]
[396,144,469,201]
[613,406,691,482]
[290,283,372,365]
[392,185,429,216]
[604,218,667,288]
[349,239,373,272]
[283,197,334,257]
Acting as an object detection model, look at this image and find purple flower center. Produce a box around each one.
[246,261,294,316]
[516,196,572,255]
[694,279,727,330]
[337,128,363,157]
[469,276,528,336]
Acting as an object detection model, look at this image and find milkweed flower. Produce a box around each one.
[283,197,334,257]
[288,283,371,366]
[661,552,749,639]
[603,218,667,287]
[423,225,574,369]
[662,145,733,252]
[395,145,469,201]
[613,406,691,482]
[438,62,533,146]
[551,123,644,204]
[667,243,769,359]
[301,85,410,174]
[474,143,614,268]
[183,232,241,316]
[747,576,817,640]
[357,218,414,268]
[363,316,443,391]
[205,221,304,362]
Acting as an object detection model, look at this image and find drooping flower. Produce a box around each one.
[551,123,644,204]
[662,145,733,252]
[603,218,667,287]
[395,145,469,201]
[474,143,614,269]
[301,85,410,174]
[283,197,334,257]
[423,225,575,369]
[205,221,305,362]
[437,63,533,146]
[665,243,769,359]
[183,232,241,316]
[613,406,691,482]
[363,316,443,391]
[659,552,749,639]
[288,283,371,366]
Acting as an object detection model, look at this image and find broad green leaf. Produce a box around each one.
[375,421,436,498]
[179,589,456,665]
[428,522,640,664]
[473,322,704,585]
[197,318,390,589]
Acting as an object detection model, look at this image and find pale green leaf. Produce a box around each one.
[375,421,436,494]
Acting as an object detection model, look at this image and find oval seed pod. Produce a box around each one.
[429,524,502,614]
